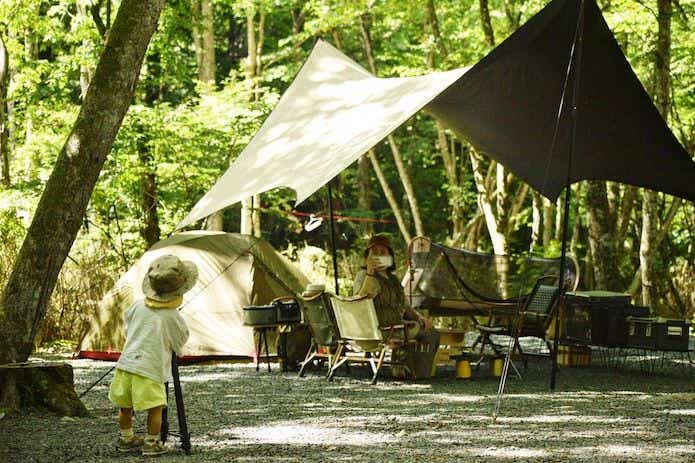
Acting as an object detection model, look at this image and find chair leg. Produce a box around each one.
[298,344,317,378]
[327,343,345,381]
[514,337,528,369]
[371,348,388,385]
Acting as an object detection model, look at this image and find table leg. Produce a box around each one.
[255,329,262,372]
[263,328,271,373]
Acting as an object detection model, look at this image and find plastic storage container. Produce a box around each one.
[564,291,631,346]
[628,317,691,351]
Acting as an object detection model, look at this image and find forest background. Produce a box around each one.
[0,0,693,349]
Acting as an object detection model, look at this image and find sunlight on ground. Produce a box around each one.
[658,408,695,415]
[493,414,630,424]
[212,422,398,446]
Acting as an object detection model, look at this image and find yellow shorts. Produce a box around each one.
[108,369,166,411]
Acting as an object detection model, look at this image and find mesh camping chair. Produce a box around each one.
[297,291,340,377]
[327,295,418,385]
[511,275,561,367]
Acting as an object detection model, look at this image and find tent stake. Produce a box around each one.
[327,182,340,295]
[550,0,585,391]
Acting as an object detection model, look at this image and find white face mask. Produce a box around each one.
[374,255,394,269]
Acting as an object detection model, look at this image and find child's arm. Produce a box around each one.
[168,313,190,356]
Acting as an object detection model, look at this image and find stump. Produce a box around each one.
[0,361,88,416]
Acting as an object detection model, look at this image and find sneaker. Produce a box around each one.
[141,440,168,456]
[116,435,144,453]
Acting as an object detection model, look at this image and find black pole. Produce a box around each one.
[162,354,191,453]
[327,182,340,295]
[550,0,585,391]
[171,354,191,454]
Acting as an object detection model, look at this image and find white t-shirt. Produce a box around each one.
[116,299,189,383]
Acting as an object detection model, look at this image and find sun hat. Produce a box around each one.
[142,254,198,302]
[365,234,394,256]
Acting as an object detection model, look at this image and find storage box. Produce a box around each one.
[628,317,691,351]
[243,304,277,325]
[557,345,591,367]
[564,291,631,346]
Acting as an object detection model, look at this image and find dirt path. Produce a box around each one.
[1,356,693,462]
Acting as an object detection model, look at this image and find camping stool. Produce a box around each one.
[451,354,472,379]
[489,356,504,377]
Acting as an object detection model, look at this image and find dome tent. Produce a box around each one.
[78,231,309,361]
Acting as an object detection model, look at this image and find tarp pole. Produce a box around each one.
[327,182,340,295]
[550,0,585,391]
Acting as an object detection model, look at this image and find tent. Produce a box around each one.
[178,0,693,231]
[77,231,309,361]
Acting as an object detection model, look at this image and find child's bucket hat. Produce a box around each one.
[142,254,198,302]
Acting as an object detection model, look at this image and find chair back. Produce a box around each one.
[526,285,559,316]
[300,292,337,346]
[329,295,383,342]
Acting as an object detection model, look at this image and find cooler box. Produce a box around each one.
[627,317,691,351]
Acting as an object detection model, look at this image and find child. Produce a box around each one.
[108,254,197,456]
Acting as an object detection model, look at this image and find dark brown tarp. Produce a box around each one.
[427,0,694,202]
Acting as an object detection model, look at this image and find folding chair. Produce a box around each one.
[327,295,417,384]
[297,291,340,377]
[513,275,560,366]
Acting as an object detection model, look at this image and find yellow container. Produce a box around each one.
[455,359,472,379]
[558,345,591,367]
[489,357,503,377]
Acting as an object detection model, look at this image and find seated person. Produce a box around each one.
[353,234,440,378]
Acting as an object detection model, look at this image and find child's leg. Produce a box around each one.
[147,406,164,436]
[119,408,134,430]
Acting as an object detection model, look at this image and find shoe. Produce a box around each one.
[116,435,144,453]
[141,440,168,456]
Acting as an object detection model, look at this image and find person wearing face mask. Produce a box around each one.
[353,234,439,379]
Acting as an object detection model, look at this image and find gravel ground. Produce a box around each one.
[1,353,694,463]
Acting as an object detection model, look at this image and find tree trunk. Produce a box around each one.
[0,35,10,187]
[425,0,462,237]
[542,197,555,249]
[138,132,160,248]
[0,0,166,364]
[193,0,216,85]
[367,149,411,243]
[0,362,88,416]
[252,193,261,237]
[77,1,95,99]
[239,1,263,235]
[357,155,373,236]
[470,150,506,255]
[639,0,672,307]
[359,10,424,237]
[478,0,496,47]
[530,191,541,252]
[585,181,621,290]
[25,24,39,180]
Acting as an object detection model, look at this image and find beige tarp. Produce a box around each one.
[177,40,466,229]
[78,231,309,358]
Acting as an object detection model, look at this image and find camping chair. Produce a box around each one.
[512,275,561,366]
[327,294,418,385]
[297,291,340,377]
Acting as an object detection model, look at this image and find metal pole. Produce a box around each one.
[171,353,191,454]
[550,0,585,391]
[327,182,340,296]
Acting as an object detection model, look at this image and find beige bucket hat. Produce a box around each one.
[142,254,198,302]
